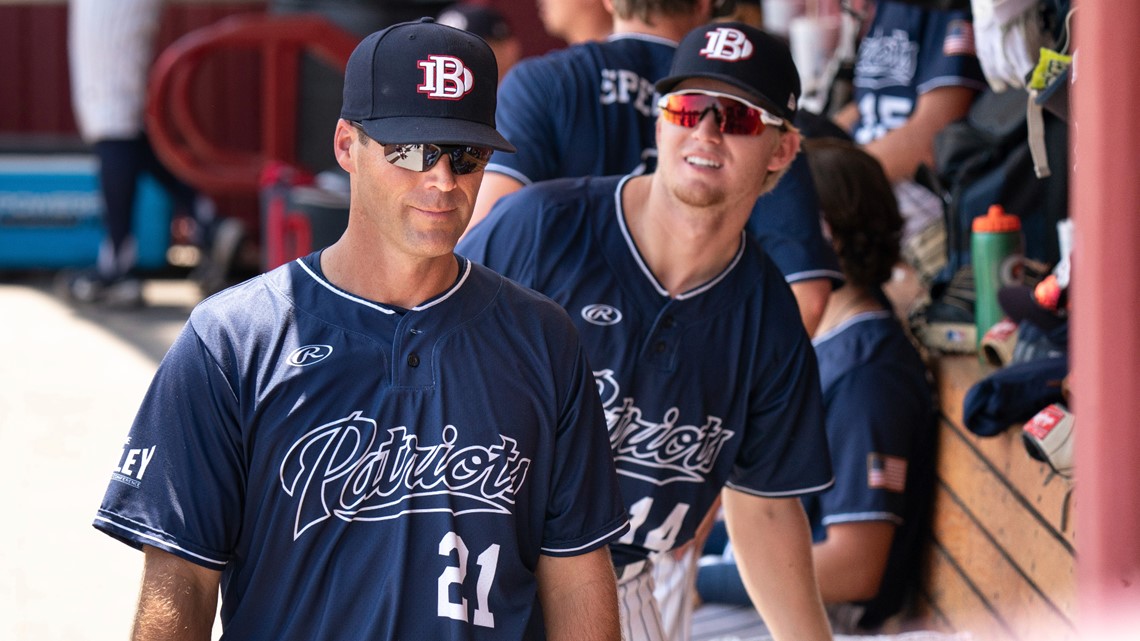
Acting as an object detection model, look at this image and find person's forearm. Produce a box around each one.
[131,546,219,641]
[863,86,980,183]
[812,521,896,603]
[537,549,621,641]
[723,490,832,641]
[790,278,831,337]
[861,127,934,184]
[832,102,859,133]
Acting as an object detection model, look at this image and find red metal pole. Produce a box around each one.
[1072,1,1140,638]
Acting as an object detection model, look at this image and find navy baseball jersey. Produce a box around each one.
[93,253,629,640]
[458,175,834,568]
[489,34,841,287]
[806,308,937,626]
[851,0,987,144]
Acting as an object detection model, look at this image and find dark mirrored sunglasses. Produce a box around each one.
[657,90,786,136]
[383,143,493,175]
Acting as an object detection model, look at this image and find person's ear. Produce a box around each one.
[767,128,801,173]
[333,119,356,173]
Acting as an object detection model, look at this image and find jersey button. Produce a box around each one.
[653,341,667,353]
[407,353,420,368]
[662,316,675,329]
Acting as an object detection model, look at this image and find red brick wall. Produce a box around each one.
[0,0,564,149]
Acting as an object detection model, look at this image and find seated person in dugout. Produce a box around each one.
[697,136,938,634]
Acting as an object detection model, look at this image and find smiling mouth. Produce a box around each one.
[685,155,722,169]
[414,208,457,217]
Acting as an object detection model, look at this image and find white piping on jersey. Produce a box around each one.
[93,513,228,567]
[484,163,533,185]
[812,309,893,346]
[914,75,990,96]
[540,520,632,555]
[853,73,987,94]
[604,32,679,47]
[724,476,835,498]
[821,511,905,527]
[413,258,472,311]
[293,256,472,313]
[613,175,746,300]
[784,267,845,285]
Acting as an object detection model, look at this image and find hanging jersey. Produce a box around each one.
[459,175,834,568]
[93,254,629,640]
[851,0,987,144]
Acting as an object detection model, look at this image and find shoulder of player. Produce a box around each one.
[504,42,603,85]
[816,320,929,398]
[506,37,668,83]
[738,234,801,295]
[466,261,583,333]
[189,270,275,320]
[185,263,296,340]
[875,0,973,32]
[497,175,617,220]
[813,321,885,388]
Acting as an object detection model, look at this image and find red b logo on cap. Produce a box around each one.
[418,55,474,100]
[699,28,754,61]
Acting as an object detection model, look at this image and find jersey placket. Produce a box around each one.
[643,302,681,372]
[390,313,435,388]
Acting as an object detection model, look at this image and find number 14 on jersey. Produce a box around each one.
[618,497,690,553]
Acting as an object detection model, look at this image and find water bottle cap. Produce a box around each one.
[973,205,1021,232]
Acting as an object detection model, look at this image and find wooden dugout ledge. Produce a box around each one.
[884,354,1077,641]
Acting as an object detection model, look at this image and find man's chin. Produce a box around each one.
[671,185,726,210]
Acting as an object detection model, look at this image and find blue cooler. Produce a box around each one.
[0,155,172,269]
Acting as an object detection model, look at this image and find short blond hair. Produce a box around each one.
[759,121,801,195]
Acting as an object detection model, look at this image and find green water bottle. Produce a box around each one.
[971,205,1023,355]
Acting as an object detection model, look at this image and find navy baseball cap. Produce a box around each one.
[340,17,515,152]
[656,21,801,122]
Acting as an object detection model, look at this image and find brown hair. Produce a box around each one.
[804,137,903,289]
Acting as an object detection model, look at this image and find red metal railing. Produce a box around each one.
[146,13,359,195]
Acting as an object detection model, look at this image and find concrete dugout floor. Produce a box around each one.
[0,273,205,639]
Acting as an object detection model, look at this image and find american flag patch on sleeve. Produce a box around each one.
[867,453,908,493]
[943,19,975,56]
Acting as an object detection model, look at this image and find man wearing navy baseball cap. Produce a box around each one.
[93,17,630,641]
[339,17,516,152]
[460,21,834,641]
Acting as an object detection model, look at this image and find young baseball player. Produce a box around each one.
[459,21,835,641]
[92,18,628,640]
[467,0,842,336]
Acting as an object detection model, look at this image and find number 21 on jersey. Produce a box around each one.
[438,531,500,628]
